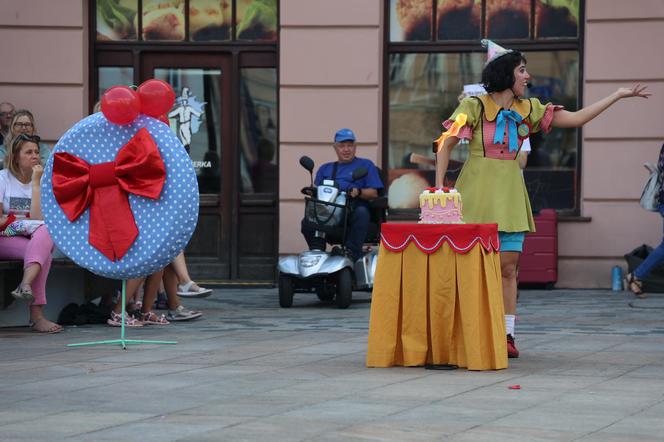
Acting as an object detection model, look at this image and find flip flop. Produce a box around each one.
[29,318,64,334]
[177,281,212,298]
[624,273,647,299]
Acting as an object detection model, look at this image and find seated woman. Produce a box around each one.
[0,134,62,333]
[0,110,50,168]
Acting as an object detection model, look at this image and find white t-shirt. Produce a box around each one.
[521,138,531,153]
[0,169,32,217]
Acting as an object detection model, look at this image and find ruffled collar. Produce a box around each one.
[477,94,531,122]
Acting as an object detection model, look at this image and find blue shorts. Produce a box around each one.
[498,232,526,253]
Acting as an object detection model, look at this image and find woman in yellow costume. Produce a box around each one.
[435,39,650,359]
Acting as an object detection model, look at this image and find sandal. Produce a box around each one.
[107,310,143,327]
[177,281,212,298]
[141,311,170,325]
[624,273,647,299]
[29,318,63,334]
[11,284,35,302]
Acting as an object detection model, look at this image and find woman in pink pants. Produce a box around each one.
[0,134,61,333]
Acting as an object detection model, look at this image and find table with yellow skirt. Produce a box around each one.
[366,222,508,371]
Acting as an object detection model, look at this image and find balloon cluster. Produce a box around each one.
[100,79,176,126]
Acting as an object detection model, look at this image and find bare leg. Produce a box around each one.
[20,263,41,287]
[170,252,191,285]
[141,270,164,315]
[163,264,181,310]
[500,251,520,315]
[115,278,144,314]
[171,252,206,292]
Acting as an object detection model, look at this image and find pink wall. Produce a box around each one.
[0,0,88,145]
[558,0,664,287]
[278,0,664,288]
[279,0,383,254]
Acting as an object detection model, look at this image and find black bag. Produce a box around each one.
[57,301,112,325]
[639,163,660,212]
[624,244,664,293]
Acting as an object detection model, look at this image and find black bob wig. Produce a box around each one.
[481,51,528,94]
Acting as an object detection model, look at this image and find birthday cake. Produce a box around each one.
[419,187,464,224]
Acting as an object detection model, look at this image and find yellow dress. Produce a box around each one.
[446,95,555,233]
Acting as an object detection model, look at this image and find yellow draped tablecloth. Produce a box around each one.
[366,223,508,371]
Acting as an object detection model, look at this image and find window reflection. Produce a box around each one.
[154,68,222,194]
[536,0,579,38]
[236,0,277,41]
[486,0,531,39]
[189,0,231,41]
[390,0,432,42]
[437,0,480,41]
[388,51,579,210]
[142,0,185,41]
[239,68,278,194]
[97,67,134,99]
[96,0,138,41]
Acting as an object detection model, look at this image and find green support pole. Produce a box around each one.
[67,280,176,349]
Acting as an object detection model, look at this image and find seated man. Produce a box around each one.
[301,128,383,261]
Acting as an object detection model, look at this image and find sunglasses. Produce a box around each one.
[16,134,41,143]
[13,122,33,129]
[0,111,15,118]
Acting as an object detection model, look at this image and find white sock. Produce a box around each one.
[505,315,515,337]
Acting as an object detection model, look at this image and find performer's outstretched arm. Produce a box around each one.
[552,84,650,128]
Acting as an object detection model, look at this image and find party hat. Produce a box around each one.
[481,39,513,65]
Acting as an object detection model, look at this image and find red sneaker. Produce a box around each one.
[507,335,519,358]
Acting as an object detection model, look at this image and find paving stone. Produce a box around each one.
[1,288,664,440]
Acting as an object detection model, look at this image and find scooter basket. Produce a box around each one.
[304,197,346,229]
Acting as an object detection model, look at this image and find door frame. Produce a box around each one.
[141,53,234,278]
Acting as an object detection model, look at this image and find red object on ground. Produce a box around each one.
[508,385,521,390]
[519,209,558,286]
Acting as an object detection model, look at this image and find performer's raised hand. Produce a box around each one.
[616,84,651,99]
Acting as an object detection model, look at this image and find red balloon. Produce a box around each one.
[137,79,175,117]
[101,86,141,125]
[157,114,170,126]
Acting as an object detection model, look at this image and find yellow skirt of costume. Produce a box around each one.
[456,156,535,233]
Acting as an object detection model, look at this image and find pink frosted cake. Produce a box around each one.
[419,187,464,224]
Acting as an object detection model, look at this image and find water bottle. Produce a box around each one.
[611,266,623,291]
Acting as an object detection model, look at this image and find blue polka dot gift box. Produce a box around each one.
[41,113,199,279]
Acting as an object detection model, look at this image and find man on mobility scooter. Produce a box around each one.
[301,128,384,263]
[278,128,385,309]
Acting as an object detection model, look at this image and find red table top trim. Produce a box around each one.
[380,223,500,254]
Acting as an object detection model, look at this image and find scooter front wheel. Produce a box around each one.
[336,268,353,309]
[279,273,294,308]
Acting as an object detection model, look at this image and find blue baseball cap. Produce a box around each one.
[334,128,356,143]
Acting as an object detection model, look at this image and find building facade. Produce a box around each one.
[1,0,662,287]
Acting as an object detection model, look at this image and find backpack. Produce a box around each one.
[639,162,660,212]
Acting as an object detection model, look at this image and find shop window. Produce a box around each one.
[386,0,582,213]
[390,0,579,42]
[236,0,277,41]
[190,0,231,41]
[96,0,138,41]
[154,68,223,194]
[97,66,134,98]
[239,68,278,194]
[95,0,276,42]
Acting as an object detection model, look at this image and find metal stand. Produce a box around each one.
[67,280,176,349]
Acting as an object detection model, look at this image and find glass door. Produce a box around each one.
[142,53,233,279]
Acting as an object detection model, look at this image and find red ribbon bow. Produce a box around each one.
[52,128,166,261]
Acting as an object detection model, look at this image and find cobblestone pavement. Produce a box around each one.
[1,288,664,441]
